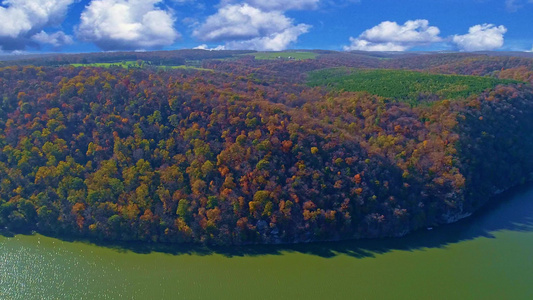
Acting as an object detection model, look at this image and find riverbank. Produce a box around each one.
[2,184,533,299]
[2,183,532,258]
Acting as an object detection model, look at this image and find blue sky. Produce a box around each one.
[0,0,532,53]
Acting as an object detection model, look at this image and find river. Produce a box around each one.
[1,186,533,299]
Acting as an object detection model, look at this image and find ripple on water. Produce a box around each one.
[0,236,130,300]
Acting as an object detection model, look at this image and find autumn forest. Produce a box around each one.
[0,50,532,245]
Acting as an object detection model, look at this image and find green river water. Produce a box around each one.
[1,186,533,300]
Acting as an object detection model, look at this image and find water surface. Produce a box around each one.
[1,186,533,299]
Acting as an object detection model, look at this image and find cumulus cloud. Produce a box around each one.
[344,20,442,51]
[76,0,180,51]
[193,4,291,42]
[345,39,408,51]
[194,44,211,50]
[31,30,73,47]
[452,24,507,51]
[224,24,310,51]
[221,0,319,11]
[193,3,310,51]
[193,44,226,50]
[0,0,75,50]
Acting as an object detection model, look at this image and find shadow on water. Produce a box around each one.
[3,184,533,259]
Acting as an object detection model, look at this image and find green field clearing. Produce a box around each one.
[162,65,213,71]
[307,68,519,105]
[71,61,141,68]
[71,61,212,71]
[250,52,318,60]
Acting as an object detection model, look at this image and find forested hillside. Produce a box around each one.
[0,50,532,245]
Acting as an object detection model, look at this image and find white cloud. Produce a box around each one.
[193,44,226,50]
[344,20,442,51]
[0,49,28,55]
[0,0,75,50]
[345,39,409,51]
[76,0,180,51]
[221,0,319,11]
[224,24,310,51]
[193,3,310,51]
[505,0,533,12]
[452,24,507,51]
[506,0,520,11]
[194,4,291,41]
[194,44,209,50]
[31,30,73,47]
